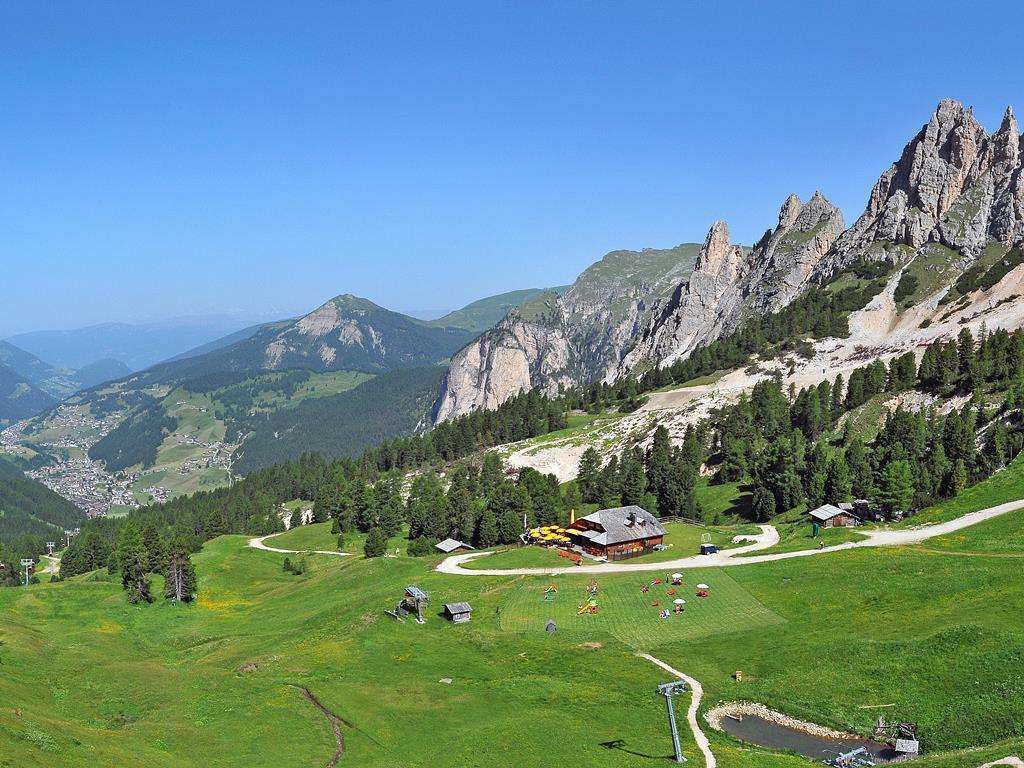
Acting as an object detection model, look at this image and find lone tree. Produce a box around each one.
[364,526,388,558]
[117,525,153,605]
[165,538,197,603]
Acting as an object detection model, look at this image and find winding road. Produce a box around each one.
[247,532,349,557]
[436,498,1024,576]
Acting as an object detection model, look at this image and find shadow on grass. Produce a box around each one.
[599,738,676,761]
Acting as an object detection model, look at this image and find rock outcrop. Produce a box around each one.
[825,100,1024,270]
[619,193,843,372]
[433,244,702,421]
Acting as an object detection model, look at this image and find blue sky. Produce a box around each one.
[1,1,1022,336]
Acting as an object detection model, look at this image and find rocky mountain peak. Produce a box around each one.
[696,221,746,282]
[778,194,803,228]
[825,99,1024,266]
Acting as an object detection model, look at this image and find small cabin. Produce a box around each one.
[435,538,474,554]
[443,602,473,623]
[809,503,860,529]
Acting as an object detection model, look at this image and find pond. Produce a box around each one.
[718,713,901,763]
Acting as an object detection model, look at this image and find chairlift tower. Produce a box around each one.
[46,541,56,555]
[20,558,34,587]
[656,680,689,763]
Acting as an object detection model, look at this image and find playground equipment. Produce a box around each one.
[586,580,599,597]
[386,585,429,624]
[542,584,557,602]
[577,599,599,615]
[655,680,689,763]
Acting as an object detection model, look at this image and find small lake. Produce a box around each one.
[719,713,900,762]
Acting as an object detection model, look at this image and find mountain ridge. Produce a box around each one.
[435,98,1024,423]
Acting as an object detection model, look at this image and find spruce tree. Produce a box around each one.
[577,448,602,503]
[165,538,196,603]
[364,526,388,558]
[474,507,499,547]
[116,525,153,605]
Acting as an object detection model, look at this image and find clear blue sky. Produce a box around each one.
[2,1,1022,336]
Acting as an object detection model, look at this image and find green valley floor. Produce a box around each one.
[5,506,1024,767]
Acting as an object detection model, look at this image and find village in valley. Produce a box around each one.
[0,394,235,517]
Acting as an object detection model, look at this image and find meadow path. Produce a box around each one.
[636,653,715,768]
[248,532,349,557]
[436,497,1024,576]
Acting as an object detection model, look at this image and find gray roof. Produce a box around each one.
[572,506,666,546]
[405,586,428,600]
[435,538,474,553]
[809,504,849,522]
[444,602,472,614]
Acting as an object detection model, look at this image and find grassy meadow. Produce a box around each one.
[4,508,1024,767]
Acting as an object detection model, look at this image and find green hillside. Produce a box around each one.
[233,366,446,473]
[0,458,85,542]
[427,287,568,332]
[4,515,1024,767]
[0,361,56,422]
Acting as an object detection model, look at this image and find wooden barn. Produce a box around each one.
[568,506,666,561]
[809,503,861,529]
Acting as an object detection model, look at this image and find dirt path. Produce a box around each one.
[979,759,1024,767]
[39,553,61,574]
[437,498,1024,576]
[248,532,349,557]
[291,685,352,767]
[636,653,715,768]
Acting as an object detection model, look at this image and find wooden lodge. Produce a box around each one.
[568,505,666,561]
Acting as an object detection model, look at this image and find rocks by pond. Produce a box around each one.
[707,702,902,763]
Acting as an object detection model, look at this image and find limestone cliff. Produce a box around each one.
[433,244,702,421]
[619,193,843,372]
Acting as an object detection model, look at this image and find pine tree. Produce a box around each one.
[474,507,499,547]
[824,455,852,502]
[874,459,914,514]
[620,455,648,506]
[577,448,602,503]
[481,453,504,495]
[750,486,776,522]
[116,525,153,604]
[165,539,196,603]
[141,524,166,574]
[364,527,388,558]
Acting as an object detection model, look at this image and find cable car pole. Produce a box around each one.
[20,558,35,587]
[656,680,688,762]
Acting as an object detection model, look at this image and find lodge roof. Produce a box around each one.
[572,505,666,546]
[809,504,850,522]
[443,602,472,614]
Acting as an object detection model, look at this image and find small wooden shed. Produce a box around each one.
[809,503,860,529]
[442,602,473,623]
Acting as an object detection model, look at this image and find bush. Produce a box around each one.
[407,537,438,557]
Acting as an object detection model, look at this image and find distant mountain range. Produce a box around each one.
[0,341,132,421]
[3,286,562,506]
[5,314,273,372]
